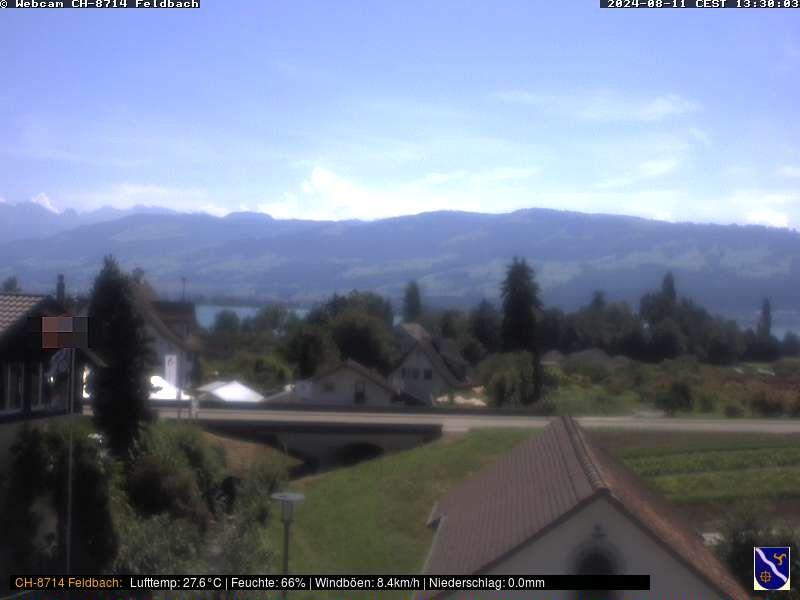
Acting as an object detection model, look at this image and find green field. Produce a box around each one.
[270,427,800,591]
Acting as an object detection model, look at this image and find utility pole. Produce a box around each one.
[66,347,76,574]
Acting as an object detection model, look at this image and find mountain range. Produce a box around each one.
[1,202,799,325]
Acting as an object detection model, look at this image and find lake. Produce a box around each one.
[196,304,309,329]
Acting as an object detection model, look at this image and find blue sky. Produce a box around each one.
[1,1,799,227]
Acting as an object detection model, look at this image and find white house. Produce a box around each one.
[391,323,473,405]
[299,359,396,406]
[131,281,200,391]
[421,417,747,600]
[197,380,264,403]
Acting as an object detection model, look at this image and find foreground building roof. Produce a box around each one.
[0,293,53,341]
[424,417,747,600]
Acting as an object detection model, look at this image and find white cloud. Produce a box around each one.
[596,158,681,190]
[778,165,800,178]
[62,183,220,214]
[745,209,791,229]
[495,90,699,122]
[257,164,541,221]
[30,192,60,213]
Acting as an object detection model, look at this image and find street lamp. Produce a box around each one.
[271,491,305,600]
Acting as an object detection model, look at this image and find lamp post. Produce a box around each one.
[271,491,305,600]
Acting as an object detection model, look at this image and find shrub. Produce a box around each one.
[724,401,744,418]
[126,455,210,530]
[529,399,557,416]
[655,381,693,416]
[790,395,800,418]
[773,358,800,378]
[2,422,119,573]
[749,390,786,417]
[562,353,612,383]
[113,511,204,573]
[478,352,537,406]
[218,458,281,572]
[137,422,226,514]
[697,391,718,413]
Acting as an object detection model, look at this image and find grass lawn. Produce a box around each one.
[269,430,531,579]
[271,427,800,594]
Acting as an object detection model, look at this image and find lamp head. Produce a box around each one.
[271,491,305,523]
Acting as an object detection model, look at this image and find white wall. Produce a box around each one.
[148,325,193,387]
[311,368,393,406]
[437,496,728,600]
[393,349,448,403]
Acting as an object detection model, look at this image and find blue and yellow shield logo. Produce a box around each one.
[754,546,791,591]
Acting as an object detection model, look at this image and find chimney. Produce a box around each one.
[56,274,65,305]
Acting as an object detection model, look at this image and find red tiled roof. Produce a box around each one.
[0,293,49,338]
[424,417,748,600]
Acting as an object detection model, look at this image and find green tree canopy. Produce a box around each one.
[88,255,154,457]
[757,298,772,338]
[330,309,393,373]
[501,257,541,352]
[212,309,241,335]
[282,324,339,378]
[402,280,422,323]
[1,276,21,293]
[470,300,501,353]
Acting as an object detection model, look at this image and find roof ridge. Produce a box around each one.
[0,292,48,298]
[562,416,608,492]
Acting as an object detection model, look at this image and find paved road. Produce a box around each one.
[155,407,800,434]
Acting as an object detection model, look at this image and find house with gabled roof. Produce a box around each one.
[391,323,473,405]
[0,278,107,471]
[297,358,397,406]
[421,417,748,600]
[130,280,201,390]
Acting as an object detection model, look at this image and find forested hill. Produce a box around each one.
[1,206,799,314]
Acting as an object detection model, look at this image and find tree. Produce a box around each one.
[661,271,677,303]
[308,291,394,329]
[655,381,693,416]
[213,309,241,335]
[440,310,460,339]
[88,256,154,458]
[250,304,290,336]
[500,258,543,402]
[402,281,422,323]
[282,324,339,378]
[2,276,21,293]
[330,309,393,372]
[757,298,772,338]
[783,331,800,358]
[470,300,501,353]
[589,290,606,312]
[648,317,686,361]
[501,257,541,352]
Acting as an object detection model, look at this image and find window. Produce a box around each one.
[423,369,433,380]
[30,363,44,410]
[412,368,420,380]
[400,367,407,379]
[354,380,366,404]
[323,381,336,393]
[5,363,24,412]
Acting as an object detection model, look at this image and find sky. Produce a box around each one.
[1,1,799,227]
